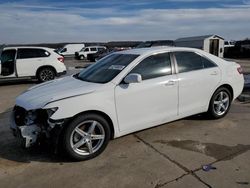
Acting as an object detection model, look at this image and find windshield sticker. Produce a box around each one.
[108,65,125,70]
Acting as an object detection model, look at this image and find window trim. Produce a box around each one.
[172,51,218,74]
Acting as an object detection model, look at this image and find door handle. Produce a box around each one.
[165,80,176,86]
[210,71,218,75]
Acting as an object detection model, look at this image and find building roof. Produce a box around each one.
[175,35,224,42]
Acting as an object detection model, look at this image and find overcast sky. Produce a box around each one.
[0,0,250,44]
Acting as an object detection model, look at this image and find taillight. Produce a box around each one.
[237,66,243,74]
[57,57,64,63]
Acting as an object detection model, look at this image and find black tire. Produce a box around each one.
[62,113,111,161]
[79,55,84,60]
[207,87,232,119]
[37,67,55,82]
[89,56,95,62]
[86,54,90,61]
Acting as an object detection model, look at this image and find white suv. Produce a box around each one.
[0,46,66,82]
[75,46,106,60]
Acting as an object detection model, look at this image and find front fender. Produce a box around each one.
[43,88,120,138]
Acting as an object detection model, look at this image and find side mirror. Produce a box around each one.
[124,73,142,84]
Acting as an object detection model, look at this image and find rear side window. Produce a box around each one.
[17,48,50,59]
[174,52,216,73]
[130,52,172,80]
[90,48,96,51]
[202,56,217,68]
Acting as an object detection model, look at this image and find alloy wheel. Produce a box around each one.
[40,69,54,81]
[213,91,230,116]
[70,120,105,156]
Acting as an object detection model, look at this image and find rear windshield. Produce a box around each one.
[76,54,139,83]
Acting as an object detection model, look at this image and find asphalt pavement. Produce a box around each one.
[0,58,250,188]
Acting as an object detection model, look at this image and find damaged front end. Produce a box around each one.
[10,106,65,148]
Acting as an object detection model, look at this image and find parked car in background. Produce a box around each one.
[136,40,174,48]
[224,40,250,58]
[224,41,235,48]
[75,46,106,60]
[56,44,85,56]
[87,47,128,62]
[11,47,243,161]
[0,46,66,82]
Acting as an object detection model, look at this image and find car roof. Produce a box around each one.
[85,46,106,48]
[3,46,53,50]
[116,46,201,56]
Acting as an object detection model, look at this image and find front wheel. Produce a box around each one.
[62,114,111,161]
[207,87,232,119]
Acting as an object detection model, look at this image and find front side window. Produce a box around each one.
[130,52,172,80]
[90,48,96,51]
[174,52,216,73]
[84,48,89,52]
[17,48,50,59]
[1,49,16,63]
[76,54,139,83]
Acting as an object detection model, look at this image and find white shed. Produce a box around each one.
[175,35,224,58]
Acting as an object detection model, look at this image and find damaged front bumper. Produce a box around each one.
[10,107,65,148]
[10,111,42,148]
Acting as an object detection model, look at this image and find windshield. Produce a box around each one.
[76,53,139,83]
[80,47,86,52]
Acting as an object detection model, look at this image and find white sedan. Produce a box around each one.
[11,47,244,160]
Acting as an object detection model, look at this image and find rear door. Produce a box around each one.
[0,49,17,78]
[174,51,220,116]
[16,48,50,77]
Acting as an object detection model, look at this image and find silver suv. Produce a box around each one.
[75,46,106,60]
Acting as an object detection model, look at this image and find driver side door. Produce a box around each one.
[115,52,178,134]
[0,49,17,78]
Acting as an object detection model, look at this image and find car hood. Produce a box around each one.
[16,76,102,110]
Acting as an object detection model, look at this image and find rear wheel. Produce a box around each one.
[37,67,55,82]
[208,87,232,119]
[62,114,111,161]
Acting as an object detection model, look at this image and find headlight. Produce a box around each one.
[25,110,37,125]
[46,107,58,118]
